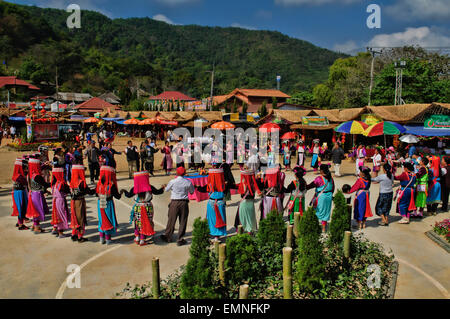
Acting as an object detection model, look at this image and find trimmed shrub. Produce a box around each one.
[329,190,350,245]
[295,207,325,293]
[180,218,218,298]
[256,210,286,273]
[225,233,260,286]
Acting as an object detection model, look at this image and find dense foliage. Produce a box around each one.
[328,190,351,246]
[0,1,345,101]
[295,207,326,293]
[180,218,218,299]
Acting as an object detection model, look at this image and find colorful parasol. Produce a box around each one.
[281,131,297,140]
[259,123,280,132]
[211,121,235,130]
[363,121,406,137]
[334,121,368,134]
[84,117,100,123]
[399,134,420,144]
[123,118,140,125]
[139,118,156,125]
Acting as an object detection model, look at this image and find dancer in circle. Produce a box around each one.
[234,169,262,234]
[394,162,417,224]
[345,166,373,230]
[283,166,307,224]
[50,167,71,238]
[12,158,29,230]
[26,158,50,234]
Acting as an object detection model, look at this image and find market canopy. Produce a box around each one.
[123,118,140,125]
[84,117,100,123]
[404,125,450,137]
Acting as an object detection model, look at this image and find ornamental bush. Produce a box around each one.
[225,233,260,287]
[256,210,286,273]
[180,218,218,299]
[329,190,350,245]
[295,206,325,293]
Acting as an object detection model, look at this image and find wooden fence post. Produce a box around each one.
[219,243,226,285]
[286,224,293,248]
[237,225,244,235]
[214,238,220,256]
[152,257,160,299]
[239,284,249,299]
[293,212,301,238]
[283,247,293,299]
[344,231,351,259]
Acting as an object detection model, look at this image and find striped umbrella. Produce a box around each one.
[363,121,406,137]
[334,121,368,134]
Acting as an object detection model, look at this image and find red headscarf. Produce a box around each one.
[12,159,25,182]
[207,168,225,193]
[238,170,261,196]
[133,171,152,194]
[28,158,41,179]
[96,165,117,196]
[264,167,281,188]
[70,165,87,189]
[51,167,66,192]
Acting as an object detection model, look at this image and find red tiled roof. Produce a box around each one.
[231,88,290,98]
[76,97,121,111]
[148,91,196,101]
[0,76,40,90]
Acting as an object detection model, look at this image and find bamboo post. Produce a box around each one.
[152,257,160,299]
[239,284,249,299]
[237,225,244,235]
[344,231,351,259]
[286,224,293,247]
[283,247,293,299]
[293,212,300,238]
[347,204,352,230]
[214,238,220,256]
[219,243,226,285]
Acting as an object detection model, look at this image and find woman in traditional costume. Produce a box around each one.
[394,162,417,224]
[283,142,291,171]
[195,167,229,239]
[426,155,441,215]
[413,157,429,218]
[12,158,29,230]
[297,140,305,167]
[96,165,121,245]
[161,141,173,175]
[260,166,285,219]
[283,166,307,225]
[309,139,322,173]
[70,164,95,242]
[354,144,367,176]
[345,166,373,230]
[26,158,50,233]
[50,167,71,238]
[234,169,262,234]
[122,171,165,246]
[306,164,335,232]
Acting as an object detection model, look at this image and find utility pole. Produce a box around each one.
[394,60,406,105]
[56,66,59,112]
[367,47,382,106]
[206,62,215,110]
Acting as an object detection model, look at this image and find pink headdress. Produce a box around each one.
[133,171,152,194]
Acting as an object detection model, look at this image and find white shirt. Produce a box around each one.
[165,176,195,200]
[373,154,382,166]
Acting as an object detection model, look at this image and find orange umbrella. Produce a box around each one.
[84,117,99,123]
[138,118,156,125]
[124,118,140,125]
[211,121,235,130]
[281,131,297,140]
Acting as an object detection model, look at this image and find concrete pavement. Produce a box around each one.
[0,160,449,299]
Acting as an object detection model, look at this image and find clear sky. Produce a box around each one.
[8,0,450,54]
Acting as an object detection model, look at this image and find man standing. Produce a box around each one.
[144,139,158,176]
[160,167,194,246]
[84,141,100,184]
[331,142,345,177]
[125,140,139,179]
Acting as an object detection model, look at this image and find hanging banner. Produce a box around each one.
[33,124,59,140]
[301,116,329,126]
[424,114,450,129]
[361,114,382,125]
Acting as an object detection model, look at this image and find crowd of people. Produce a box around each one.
[9,131,450,248]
